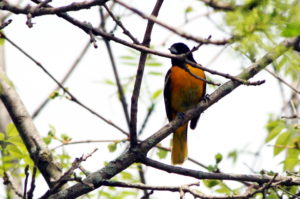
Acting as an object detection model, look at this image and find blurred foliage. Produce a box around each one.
[0,123,35,177]
[265,117,300,171]
[1,0,300,198]
[225,0,300,80]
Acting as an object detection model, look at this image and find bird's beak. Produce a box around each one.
[169,46,177,54]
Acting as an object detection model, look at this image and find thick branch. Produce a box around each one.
[0,67,63,188]
[47,37,299,199]
[0,0,109,16]
[142,158,300,186]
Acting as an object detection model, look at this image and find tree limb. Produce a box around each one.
[46,36,300,199]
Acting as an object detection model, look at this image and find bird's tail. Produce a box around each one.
[171,123,188,165]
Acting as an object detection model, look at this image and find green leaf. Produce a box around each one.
[215,153,223,164]
[227,150,238,163]
[108,142,117,152]
[48,124,56,137]
[265,123,285,143]
[203,179,220,188]
[185,6,193,13]
[0,132,4,141]
[6,123,18,137]
[0,31,4,46]
[103,79,115,86]
[151,89,162,100]
[60,133,72,143]
[120,171,132,180]
[282,22,300,37]
[148,71,163,76]
[283,158,299,171]
[6,136,23,146]
[146,62,162,67]
[49,90,60,99]
[119,55,136,60]
[274,131,291,156]
[5,144,23,158]
[156,148,168,159]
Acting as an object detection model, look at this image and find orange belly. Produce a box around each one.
[170,64,205,116]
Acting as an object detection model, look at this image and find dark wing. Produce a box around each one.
[163,69,173,121]
[190,76,206,130]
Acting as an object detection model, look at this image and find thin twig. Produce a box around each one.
[51,139,128,150]
[103,4,140,44]
[265,68,300,94]
[138,103,155,135]
[0,0,110,16]
[23,165,30,199]
[114,0,230,45]
[40,148,98,199]
[0,33,128,136]
[32,40,91,118]
[27,166,37,199]
[100,8,131,130]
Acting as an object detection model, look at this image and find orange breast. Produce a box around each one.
[170,64,205,116]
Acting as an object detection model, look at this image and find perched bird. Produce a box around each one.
[164,42,206,165]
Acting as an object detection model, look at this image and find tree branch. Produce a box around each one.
[0,33,128,136]
[32,39,91,118]
[141,158,299,186]
[0,57,63,188]
[114,0,229,45]
[0,0,109,17]
[129,0,164,148]
[46,36,300,199]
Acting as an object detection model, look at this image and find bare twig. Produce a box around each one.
[100,8,131,130]
[0,0,109,16]
[40,148,98,199]
[138,103,155,135]
[27,167,37,199]
[265,68,300,94]
[0,33,128,136]
[23,165,30,199]
[32,40,91,118]
[103,4,140,44]
[114,0,230,45]
[0,53,63,187]
[51,139,128,150]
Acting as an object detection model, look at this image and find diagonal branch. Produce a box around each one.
[141,158,299,186]
[0,33,128,136]
[32,40,91,118]
[46,36,300,199]
[0,60,63,188]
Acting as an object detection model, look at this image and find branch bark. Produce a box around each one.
[0,67,63,188]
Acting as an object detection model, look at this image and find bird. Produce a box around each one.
[164,42,206,165]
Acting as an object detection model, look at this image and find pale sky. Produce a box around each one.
[1,0,288,198]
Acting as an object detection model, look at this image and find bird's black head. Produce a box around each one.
[169,42,191,54]
[169,42,196,65]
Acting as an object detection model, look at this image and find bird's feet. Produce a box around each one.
[177,112,185,119]
[202,94,211,102]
